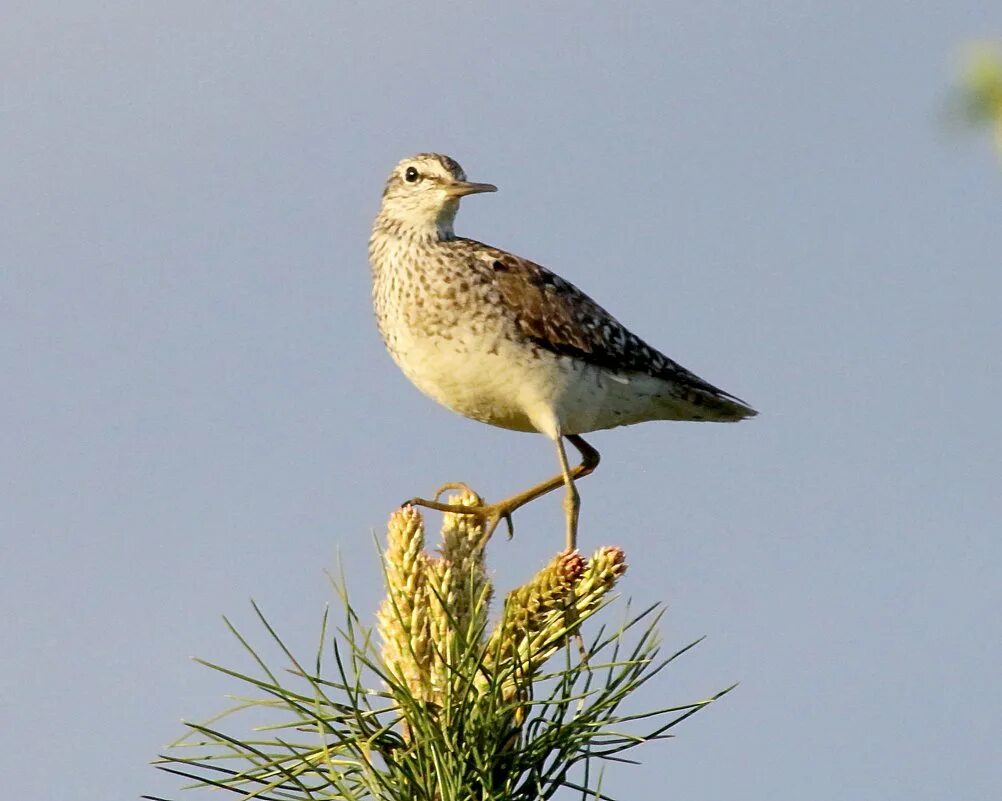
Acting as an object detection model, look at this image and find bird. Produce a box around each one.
[368,153,756,551]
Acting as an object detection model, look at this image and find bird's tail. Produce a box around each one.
[677,386,758,422]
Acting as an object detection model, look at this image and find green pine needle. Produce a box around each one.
[150,502,732,800]
[151,588,728,800]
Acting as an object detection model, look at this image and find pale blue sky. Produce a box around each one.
[2,3,1000,800]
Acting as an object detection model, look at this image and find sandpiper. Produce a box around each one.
[369,153,756,550]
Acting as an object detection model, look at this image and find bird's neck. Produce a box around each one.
[369,214,458,284]
[373,212,456,244]
[373,197,462,244]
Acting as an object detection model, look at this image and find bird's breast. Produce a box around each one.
[370,236,672,436]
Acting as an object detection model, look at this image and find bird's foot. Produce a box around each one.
[401,481,481,514]
[433,482,482,504]
[402,491,517,542]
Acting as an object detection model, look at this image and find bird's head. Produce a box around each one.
[376,153,496,238]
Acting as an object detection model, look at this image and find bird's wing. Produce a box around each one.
[468,241,745,403]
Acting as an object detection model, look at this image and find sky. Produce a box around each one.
[2,3,1000,800]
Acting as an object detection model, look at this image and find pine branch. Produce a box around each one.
[149,491,730,800]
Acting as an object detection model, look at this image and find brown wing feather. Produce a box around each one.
[470,242,747,407]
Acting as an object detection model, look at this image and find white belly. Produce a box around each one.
[390,329,549,433]
[388,328,676,438]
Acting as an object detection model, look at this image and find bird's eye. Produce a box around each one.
[404,166,420,183]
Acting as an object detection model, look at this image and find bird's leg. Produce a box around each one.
[555,436,580,552]
[481,434,599,544]
[554,436,593,659]
[405,435,600,544]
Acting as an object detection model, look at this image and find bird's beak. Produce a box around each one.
[444,180,498,198]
